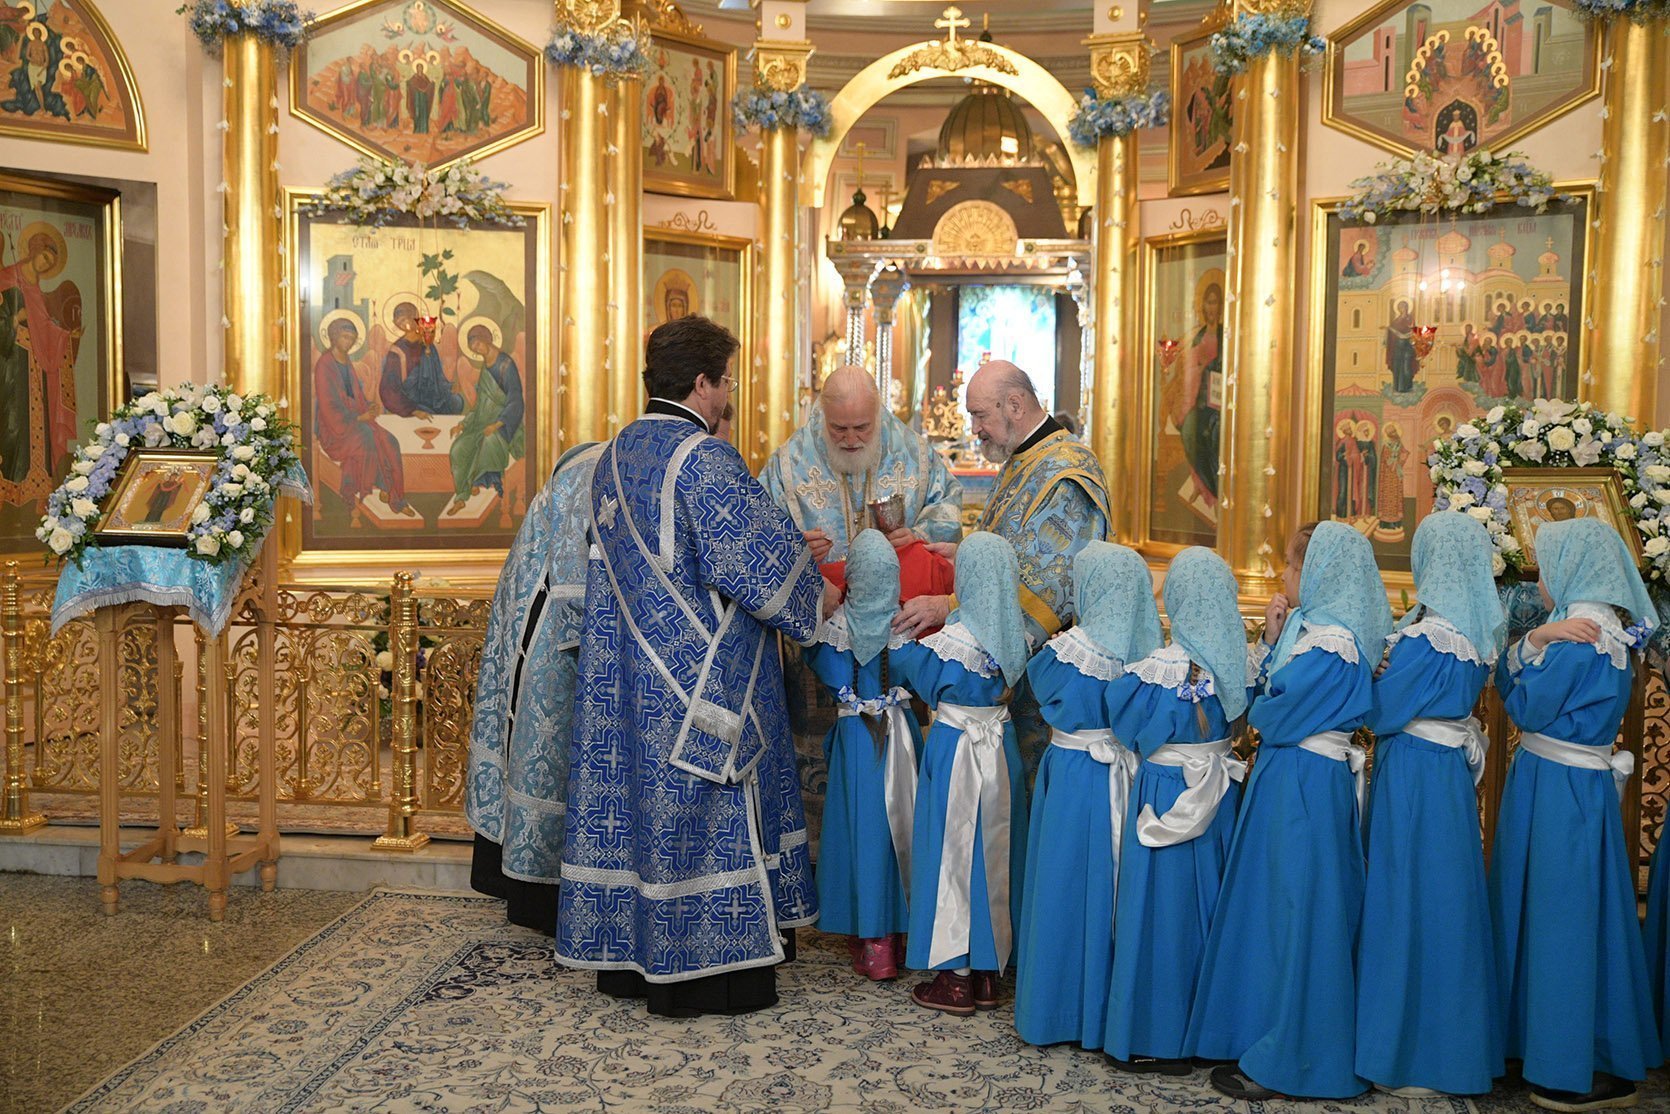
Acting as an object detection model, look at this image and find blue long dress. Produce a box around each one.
[1645,837,1670,1058]
[1490,611,1660,1093]
[804,611,917,939]
[1355,616,1501,1093]
[893,625,1028,973]
[1103,654,1244,1062]
[1013,633,1122,1046]
[1185,625,1371,1098]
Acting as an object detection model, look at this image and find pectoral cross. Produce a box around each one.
[935,6,970,43]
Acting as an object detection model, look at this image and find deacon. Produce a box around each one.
[894,360,1111,769]
[557,315,833,1017]
[465,439,602,931]
[760,363,964,562]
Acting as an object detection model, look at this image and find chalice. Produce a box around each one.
[868,495,906,534]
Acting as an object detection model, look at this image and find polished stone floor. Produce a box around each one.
[0,873,361,1114]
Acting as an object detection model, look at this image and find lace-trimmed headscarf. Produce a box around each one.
[1402,511,1507,662]
[951,531,1030,686]
[845,529,901,666]
[1072,541,1162,667]
[1163,546,1250,720]
[1269,520,1394,673]
[1536,517,1656,626]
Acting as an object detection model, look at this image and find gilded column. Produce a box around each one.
[1218,0,1307,591]
[221,34,282,398]
[607,65,645,428]
[1083,32,1149,546]
[752,32,816,459]
[0,562,44,834]
[374,571,428,851]
[1585,15,1669,423]
[559,63,612,448]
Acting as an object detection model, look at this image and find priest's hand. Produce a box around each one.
[804,529,833,562]
[893,594,950,637]
[884,526,917,549]
[923,541,958,560]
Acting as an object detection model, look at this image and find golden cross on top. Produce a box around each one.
[936,6,971,44]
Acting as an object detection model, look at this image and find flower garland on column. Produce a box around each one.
[1573,0,1670,21]
[178,0,313,53]
[1067,89,1169,149]
[544,22,651,78]
[731,85,833,138]
[1209,9,1326,75]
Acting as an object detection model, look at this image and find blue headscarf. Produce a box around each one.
[1269,521,1394,673]
[1072,542,1162,666]
[1404,511,1507,661]
[1163,547,1250,720]
[845,529,901,665]
[1536,517,1656,626]
[952,531,1030,686]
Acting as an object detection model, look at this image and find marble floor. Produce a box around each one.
[0,873,362,1114]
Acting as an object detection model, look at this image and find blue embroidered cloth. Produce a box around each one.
[50,470,311,637]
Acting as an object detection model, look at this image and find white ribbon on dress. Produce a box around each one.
[1517,730,1635,800]
[927,702,1014,972]
[1403,715,1489,786]
[1297,729,1368,810]
[1135,739,1246,849]
[1048,727,1140,923]
[836,685,918,891]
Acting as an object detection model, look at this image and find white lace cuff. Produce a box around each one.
[1289,623,1360,666]
[1049,627,1125,682]
[920,622,1001,678]
[1387,615,1490,666]
[1246,639,1272,685]
[1569,602,1633,671]
[814,608,909,653]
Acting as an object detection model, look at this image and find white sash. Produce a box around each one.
[1048,727,1140,924]
[927,702,1014,972]
[1403,716,1489,786]
[836,685,918,891]
[1135,739,1246,849]
[1517,731,1635,800]
[1297,729,1367,810]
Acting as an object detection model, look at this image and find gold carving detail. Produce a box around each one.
[1001,179,1034,203]
[640,0,699,35]
[924,179,961,205]
[556,0,626,36]
[1167,206,1227,231]
[660,209,720,233]
[931,200,1019,259]
[753,41,815,92]
[888,41,1018,79]
[1085,34,1151,98]
[1233,0,1311,18]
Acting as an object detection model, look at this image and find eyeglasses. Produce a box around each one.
[719,373,738,395]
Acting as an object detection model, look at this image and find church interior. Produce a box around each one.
[2,0,1670,1109]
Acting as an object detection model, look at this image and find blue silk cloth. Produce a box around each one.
[1490,620,1661,1092]
[1185,628,1373,1098]
[51,469,311,637]
[1103,664,1245,1062]
[759,404,963,560]
[556,414,824,982]
[1013,638,1124,1049]
[465,443,601,888]
[1356,622,1501,1094]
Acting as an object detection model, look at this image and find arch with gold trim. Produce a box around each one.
[802,39,1094,211]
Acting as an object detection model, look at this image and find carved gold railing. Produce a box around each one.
[0,562,488,850]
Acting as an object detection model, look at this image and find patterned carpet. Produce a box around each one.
[64,891,1668,1113]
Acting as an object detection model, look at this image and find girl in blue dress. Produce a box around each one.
[805,529,921,981]
[893,532,1031,1017]
[1103,546,1249,1074]
[1188,520,1391,1101]
[1356,511,1506,1097]
[1014,542,1162,1048]
[1490,516,1659,1111]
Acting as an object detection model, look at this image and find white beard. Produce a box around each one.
[824,431,883,477]
[978,438,1011,464]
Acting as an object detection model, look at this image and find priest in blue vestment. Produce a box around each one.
[465,440,602,932]
[894,360,1111,774]
[557,315,834,1017]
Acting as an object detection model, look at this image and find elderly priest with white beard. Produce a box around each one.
[760,364,963,561]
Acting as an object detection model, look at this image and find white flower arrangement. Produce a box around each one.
[38,384,302,568]
[1340,149,1563,225]
[304,157,524,229]
[1428,397,1670,583]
